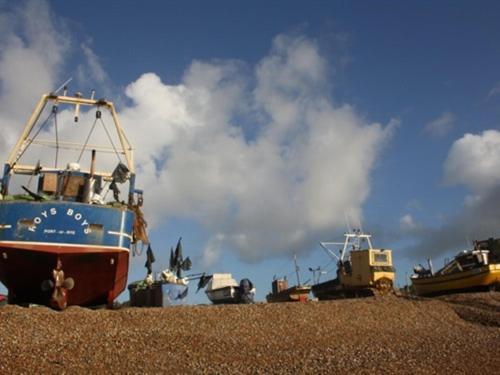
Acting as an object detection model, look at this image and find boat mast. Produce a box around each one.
[319,229,373,263]
[294,253,301,286]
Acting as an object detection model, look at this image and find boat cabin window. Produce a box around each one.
[373,253,389,264]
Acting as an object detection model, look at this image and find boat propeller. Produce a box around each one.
[41,258,75,310]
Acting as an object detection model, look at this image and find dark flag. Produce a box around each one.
[177,287,189,300]
[145,244,156,274]
[111,162,129,183]
[181,256,192,271]
[196,274,213,292]
[174,237,183,261]
[169,247,175,270]
[174,237,183,277]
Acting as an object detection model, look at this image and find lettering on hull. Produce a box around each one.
[22,207,92,236]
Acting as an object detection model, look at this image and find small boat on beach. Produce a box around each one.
[128,238,192,307]
[411,238,500,296]
[266,278,311,303]
[204,273,255,304]
[266,255,311,303]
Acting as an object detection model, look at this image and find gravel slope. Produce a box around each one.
[1,293,499,374]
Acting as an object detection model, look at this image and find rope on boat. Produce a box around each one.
[77,115,99,163]
[131,204,149,246]
[130,203,149,257]
[99,116,122,163]
[10,109,55,169]
[76,110,122,164]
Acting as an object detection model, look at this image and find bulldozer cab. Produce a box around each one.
[341,248,394,287]
[370,249,392,267]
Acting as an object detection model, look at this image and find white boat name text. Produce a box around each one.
[28,208,91,234]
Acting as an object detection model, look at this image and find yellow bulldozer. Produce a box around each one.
[311,229,395,299]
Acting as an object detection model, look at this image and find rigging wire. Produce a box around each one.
[76,110,123,164]
[77,116,99,163]
[99,116,122,163]
[11,110,55,168]
[322,258,337,276]
[26,160,40,190]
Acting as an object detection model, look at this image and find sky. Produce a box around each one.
[1,0,500,303]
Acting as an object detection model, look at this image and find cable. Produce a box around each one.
[11,110,55,167]
[77,116,99,163]
[99,117,122,163]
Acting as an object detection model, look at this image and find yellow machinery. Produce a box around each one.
[312,230,395,299]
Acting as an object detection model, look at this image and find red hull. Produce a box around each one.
[266,285,311,303]
[0,242,129,307]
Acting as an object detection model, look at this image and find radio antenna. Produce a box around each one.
[52,77,73,95]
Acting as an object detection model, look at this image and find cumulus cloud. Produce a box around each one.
[406,130,500,260]
[0,0,70,155]
[405,188,500,259]
[0,1,113,164]
[0,2,395,267]
[443,130,500,193]
[119,35,395,266]
[423,112,455,138]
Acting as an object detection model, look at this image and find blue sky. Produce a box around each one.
[1,1,500,303]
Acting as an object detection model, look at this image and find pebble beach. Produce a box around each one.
[1,292,499,374]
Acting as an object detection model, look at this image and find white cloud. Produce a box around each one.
[423,112,455,138]
[0,1,123,171]
[200,233,225,268]
[406,130,500,259]
[444,130,500,193]
[119,34,395,263]
[76,42,111,92]
[0,0,70,155]
[405,188,500,259]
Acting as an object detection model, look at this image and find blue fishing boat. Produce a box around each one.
[0,88,147,309]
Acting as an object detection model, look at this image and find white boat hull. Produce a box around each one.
[206,285,239,304]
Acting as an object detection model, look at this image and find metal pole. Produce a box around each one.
[294,254,301,286]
